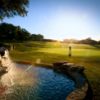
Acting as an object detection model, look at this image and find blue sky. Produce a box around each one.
[4,0,100,40]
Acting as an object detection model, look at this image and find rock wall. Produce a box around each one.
[53,62,93,100]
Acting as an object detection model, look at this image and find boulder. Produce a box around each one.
[53,61,68,67]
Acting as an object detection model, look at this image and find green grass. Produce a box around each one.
[9,41,100,100]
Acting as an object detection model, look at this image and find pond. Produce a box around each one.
[0,63,76,100]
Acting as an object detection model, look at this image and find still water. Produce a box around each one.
[0,63,75,100]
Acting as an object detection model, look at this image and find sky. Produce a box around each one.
[4,0,100,40]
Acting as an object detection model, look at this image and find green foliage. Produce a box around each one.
[0,23,44,42]
[0,0,29,20]
[0,23,30,42]
[30,34,44,41]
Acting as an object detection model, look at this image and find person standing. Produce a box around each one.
[68,46,72,57]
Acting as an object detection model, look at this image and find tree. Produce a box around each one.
[0,23,16,41]
[0,0,29,20]
[37,34,44,41]
[15,27,30,41]
[0,23,45,42]
[0,23,30,42]
[30,34,44,41]
[79,38,97,45]
[98,40,100,44]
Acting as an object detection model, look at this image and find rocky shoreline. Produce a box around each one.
[53,62,93,100]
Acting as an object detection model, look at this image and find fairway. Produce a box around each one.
[10,41,100,100]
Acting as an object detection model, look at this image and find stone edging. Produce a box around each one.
[53,62,93,100]
[67,83,88,100]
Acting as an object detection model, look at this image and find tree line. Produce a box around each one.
[0,23,44,42]
[63,38,100,45]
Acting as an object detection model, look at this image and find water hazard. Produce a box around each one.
[0,62,76,100]
[0,50,76,100]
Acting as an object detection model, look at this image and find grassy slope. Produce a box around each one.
[10,41,100,100]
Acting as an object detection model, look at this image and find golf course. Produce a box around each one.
[9,41,100,100]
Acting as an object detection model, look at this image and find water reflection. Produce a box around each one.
[0,63,75,100]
